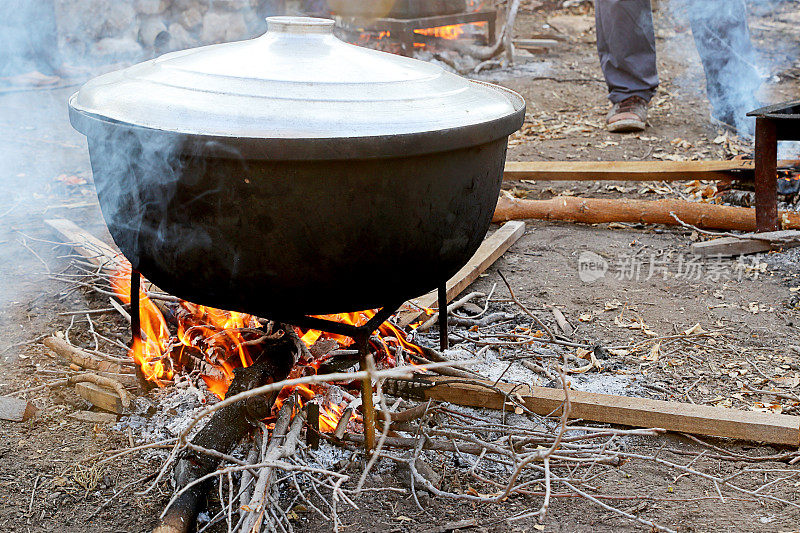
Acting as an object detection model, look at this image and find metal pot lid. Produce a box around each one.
[69,16,524,158]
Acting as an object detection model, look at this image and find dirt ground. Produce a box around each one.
[2,2,800,533]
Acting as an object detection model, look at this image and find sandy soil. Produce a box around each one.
[1,3,799,532]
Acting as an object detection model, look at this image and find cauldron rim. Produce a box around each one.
[69,88,525,161]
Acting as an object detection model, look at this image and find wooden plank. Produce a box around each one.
[395,221,525,327]
[394,377,800,446]
[513,38,561,50]
[502,160,795,181]
[44,218,124,269]
[74,382,124,414]
[0,397,37,422]
[691,230,800,257]
[45,218,162,294]
[67,410,118,424]
[504,160,755,181]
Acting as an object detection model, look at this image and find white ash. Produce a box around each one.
[569,372,646,397]
[114,375,218,445]
[304,441,353,471]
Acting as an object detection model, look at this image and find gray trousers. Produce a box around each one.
[595,0,761,125]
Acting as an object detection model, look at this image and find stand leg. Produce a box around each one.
[438,285,448,352]
[129,269,150,388]
[755,117,778,232]
[130,268,141,349]
[357,334,376,453]
[487,13,497,45]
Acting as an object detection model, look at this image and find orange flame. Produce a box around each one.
[110,263,173,384]
[110,263,260,395]
[109,264,427,433]
[414,24,468,41]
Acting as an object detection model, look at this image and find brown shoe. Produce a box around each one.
[607,96,648,133]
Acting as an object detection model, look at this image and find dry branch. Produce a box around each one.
[493,195,800,231]
[70,373,131,409]
[241,403,305,532]
[435,0,521,61]
[44,335,132,371]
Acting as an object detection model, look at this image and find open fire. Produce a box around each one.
[358,22,486,46]
[109,262,428,432]
[341,0,495,55]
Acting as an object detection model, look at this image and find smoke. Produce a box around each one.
[0,0,292,332]
[659,0,763,137]
[660,0,800,148]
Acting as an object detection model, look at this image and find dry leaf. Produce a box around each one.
[604,299,623,311]
[752,402,783,414]
[55,173,87,186]
[608,348,630,356]
[683,323,706,335]
[642,342,660,362]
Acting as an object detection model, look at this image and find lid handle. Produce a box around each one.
[267,16,335,35]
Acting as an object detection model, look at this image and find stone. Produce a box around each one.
[168,22,196,51]
[92,37,143,60]
[200,10,247,44]
[173,0,210,11]
[105,2,137,34]
[135,0,168,15]
[213,0,251,10]
[57,0,109,40]
[179,7,203,30]
[138,16,168,48]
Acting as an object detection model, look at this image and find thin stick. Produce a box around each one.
[497,271,555,340]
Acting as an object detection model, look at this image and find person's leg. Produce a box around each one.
[595,0,659,104]
[26,0,61,76]
[686,0,761,135]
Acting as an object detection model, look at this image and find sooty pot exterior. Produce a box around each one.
[83,119,509,319]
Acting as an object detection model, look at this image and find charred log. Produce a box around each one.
[154,335,296,533]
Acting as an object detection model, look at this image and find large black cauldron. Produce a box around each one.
[69,17,524,321]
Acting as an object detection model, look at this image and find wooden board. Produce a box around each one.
[0,397,37,422]
[44,218,124,269]
[67,410,118,424]
[45,218,162,294]
[395,221,526,327]
[74,382,124,414]
[395,376,800,446]
[691,230,800,257]
[502,160,800,182]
